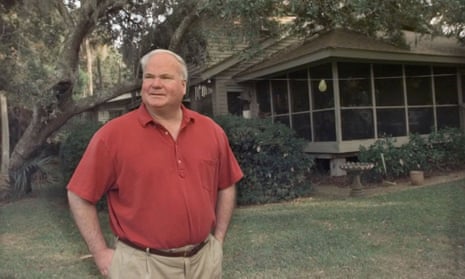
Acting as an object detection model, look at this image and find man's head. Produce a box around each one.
[140,49,188,80]
[139,49,187,113]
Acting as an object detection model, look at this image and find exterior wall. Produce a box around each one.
[213,79,229,115]
[211,74,251,116]
[302,136,411,154]
[96,93,138,123]
[187,83,214,116]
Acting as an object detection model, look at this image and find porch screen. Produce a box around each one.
[338,62,374,140]
[374,64,406,137]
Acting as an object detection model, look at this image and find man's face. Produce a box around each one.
[141,53,186,111]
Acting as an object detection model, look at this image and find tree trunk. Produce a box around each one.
[1,93,10,198]
[1,93,9,174]
[8,80,141,177]
[85,38,93,96]
[7,102,79,193]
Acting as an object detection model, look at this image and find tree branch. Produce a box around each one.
[169,2,206,51]
[55,0,75,27]
[74,80,141,112]
[56,0,128,107]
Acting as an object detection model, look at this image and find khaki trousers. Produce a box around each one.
[109,234,223,279]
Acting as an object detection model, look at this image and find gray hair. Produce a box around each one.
[140,49,188,80]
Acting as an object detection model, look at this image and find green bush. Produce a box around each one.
[427,128,465,169]
[214,115,314,205]
[402,133,429,171]
[59,120,102,182]
[359,128,465,181]
[358,136,407,181]
[59,119,105,209]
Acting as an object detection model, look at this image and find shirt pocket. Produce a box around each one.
[198,158,218,193]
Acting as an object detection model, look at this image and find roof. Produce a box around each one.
[188,34,301,85]
[234,29,465,81]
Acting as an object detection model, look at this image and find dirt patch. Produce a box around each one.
[311,169,465,198]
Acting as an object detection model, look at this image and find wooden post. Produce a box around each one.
[1,92,10,174]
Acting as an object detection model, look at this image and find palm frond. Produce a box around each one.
[10,156,61,198]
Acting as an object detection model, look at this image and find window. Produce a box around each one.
[256,80,271,117]
[292,113,311,140]
[253,62,459,145]
[310,64,334,109]
[289,69,310,112]
[271,75,289,114]
[434,66,458,105]
[374,64,404,106]
[462,70,465,103]
[227,92,242,116]
[109,110,123,119]
[274,115,290,127]
[289,69,311,140]
[406,65,432,105]
[338,63,372,107]
[313,110,336,141]
[338,62,373,140]
[437,107,460,129]
[377,109,406,137]
[341,109,374,140]
[408,108,434,134]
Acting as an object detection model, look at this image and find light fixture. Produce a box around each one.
[318,79,327,92]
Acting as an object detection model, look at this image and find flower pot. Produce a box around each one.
[409,170,424,185]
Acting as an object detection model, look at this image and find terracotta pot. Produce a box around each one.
[409,170,424,185]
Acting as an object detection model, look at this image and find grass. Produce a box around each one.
[1,180,464,278]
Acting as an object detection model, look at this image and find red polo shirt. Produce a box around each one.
[67,105,243,249]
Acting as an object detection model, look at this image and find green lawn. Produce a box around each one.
[1,181,464,278]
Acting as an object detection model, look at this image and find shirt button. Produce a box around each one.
[178,160,182,164]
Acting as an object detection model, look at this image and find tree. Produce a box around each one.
[0,0,461,197]
[1,93,9,175]
[0,92,9,198]
[0,0,139,194]
[430,0,465,43]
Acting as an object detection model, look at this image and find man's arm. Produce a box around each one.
[213,185,236,244]
[67,191,113,277]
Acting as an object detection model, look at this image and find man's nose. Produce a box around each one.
[150,77,163,87]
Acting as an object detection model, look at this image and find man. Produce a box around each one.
[67,49,243,278]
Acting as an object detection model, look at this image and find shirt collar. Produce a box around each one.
[137,104,195,127]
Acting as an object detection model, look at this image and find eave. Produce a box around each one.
[234,47,465,82]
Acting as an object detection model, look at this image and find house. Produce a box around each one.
[187,28,465,175]
[96,93,140,123]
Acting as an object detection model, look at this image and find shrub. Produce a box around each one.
[59,119,106,209]
[214,115,314,205]
[9,155,60,199]
[402,133,429,171]
[359,128,465,181]
[59,120,102,182]
[359,136,407,181]
[428,128,465,169]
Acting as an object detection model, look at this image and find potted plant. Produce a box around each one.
[409,168,424,185]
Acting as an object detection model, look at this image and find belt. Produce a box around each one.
[118,238,208,257]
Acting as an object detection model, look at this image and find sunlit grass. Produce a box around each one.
[1,180,464,278]
[223,182,465,278]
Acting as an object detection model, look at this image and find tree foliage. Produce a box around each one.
[0,0,462,196]
[286,0,461,45]
[431,0,465,42]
